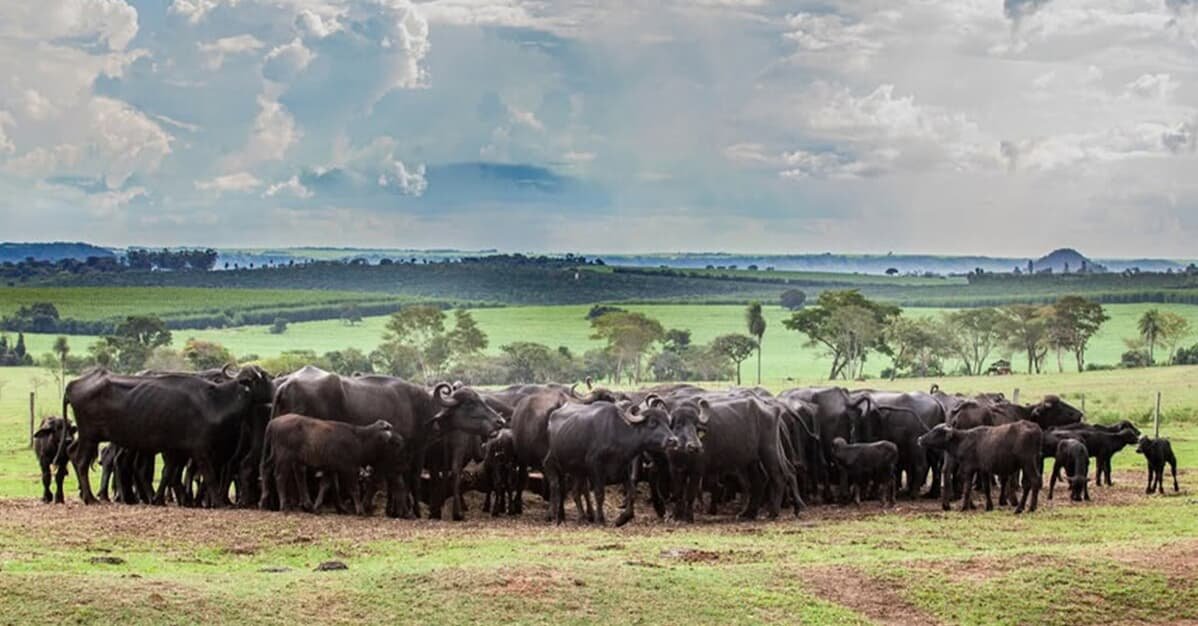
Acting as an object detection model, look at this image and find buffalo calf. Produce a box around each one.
[1136,437,1179,495]
[830,438,898,508]
[919,421,1043,514]
[1048,439,1090,502]
[32,416,75,503]
[260,414,406,515]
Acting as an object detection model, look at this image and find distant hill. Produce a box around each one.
[0,242,114,263]
[1032,248,1106,274]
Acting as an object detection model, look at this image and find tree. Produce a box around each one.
[663,328,692,352]
[381,305,447,381]
[589,311,665,383]
[1137,309,1165,365]
[783,290,899,380]
[340,303,363,326]
[324,348,373,375]
[182,339,235,370]
[745,301,767,385]
[943,308,1005,376]
[884,316,946,379]
[500,342,560,383]
[885,267,899,276]
[446,309,488,362]
[106,315,172,371]
[1157,312,1192,364]
[52,336,69,396]
[780,289,807,310]
[710,334,758,385]
[1048,296,1109,372]
[997,305,1049,374]
[269,318,289,334]
[14,332,27,361]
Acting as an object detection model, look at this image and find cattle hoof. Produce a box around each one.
[613,513,633,527]
[941,502,951,512]
[452,513,464,522]
[1013,507,1024,515]
[42,494,52,503]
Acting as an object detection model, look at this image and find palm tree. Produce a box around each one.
[745,302,766,385]
[1138,309,1163,365]
[52,336,69,396]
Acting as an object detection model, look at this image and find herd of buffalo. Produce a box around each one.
[30,366,1181,524]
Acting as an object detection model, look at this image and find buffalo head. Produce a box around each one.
[666,399,707,455]
[624,403,679,451]
[431,383,505,437]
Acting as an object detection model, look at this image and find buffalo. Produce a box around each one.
[1047,438,1090,502]
[32,416,75,503]
[919,421,1043,514]
[1136,437,1179,494]
[829,437,898,507]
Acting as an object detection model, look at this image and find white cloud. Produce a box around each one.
[221,95,300,171]
[198,34,264,71]
[0,111,14,154]
[195,172,262,192]
[263,38,314,81]
[264,175,313,198]
[1124,74,1179,102]
[169,0,230,24]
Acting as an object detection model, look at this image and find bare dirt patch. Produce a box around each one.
[802,564,943,626]
[1107,538,1198,582]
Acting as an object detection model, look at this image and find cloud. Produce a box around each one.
[195,172,262,192]
[263,38,314,82]
[264,175,313,199]
[0,111,14,154]
[198,34,265,71]
[220,95,300,171]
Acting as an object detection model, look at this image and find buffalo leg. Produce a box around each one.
[54,463,68,503]
[981,473,994,511]
[615,465,638,527]
[960,469,976,511]
[40,460,53,503]
[1170,457,1179,493]
[940,455,956,511]
[1018,460,1040,513]
[590,469,607,525]
[69,438,100,505]
[313,474,334,514]
[1048,462,1061,500]
[98,456,112,503]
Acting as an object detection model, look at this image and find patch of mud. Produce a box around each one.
[803,565,943,626]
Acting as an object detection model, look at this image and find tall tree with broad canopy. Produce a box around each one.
[745,301,766,385]
[589,311,665,383]
[783,290,900,380]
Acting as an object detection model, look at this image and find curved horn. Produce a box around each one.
[585,376,594,391]
[930,383,940,394]
[645,393,666,409]
[624,406,647,424]
[696,398,711,425]
[222,363,238,379]
[433,382,459,407]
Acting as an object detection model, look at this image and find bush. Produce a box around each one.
[1120,350,1151,368]
[269,318,288,334]
[1173,343,1198,365]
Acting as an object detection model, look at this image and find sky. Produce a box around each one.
[0,0,1196,257]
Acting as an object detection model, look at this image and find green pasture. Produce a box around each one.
[10,302,1198,387]
[0,361,1196,624]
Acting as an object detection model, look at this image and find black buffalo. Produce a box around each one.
[829,437,899,507]
[32,416,75,503]
[1048,425,1138,487]
[260,413,406,514]
[1047,438,1090,502]
[543,401,678,526]
[63,366,273,506]
[270,366,504,517]
[918,421,1043,514]
[1136,437,1179,495]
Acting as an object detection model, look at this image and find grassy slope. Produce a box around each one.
[0,362,1196,624]
[0,286,394,321]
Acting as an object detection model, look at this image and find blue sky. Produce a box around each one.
[1,0,1196,256]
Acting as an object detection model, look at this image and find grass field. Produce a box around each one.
[0,364,1196,624]
[19,302,1188,385]
[0,287,399,322]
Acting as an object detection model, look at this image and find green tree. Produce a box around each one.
[783,290,899,380]
[663,328,692,352]
[746,301,766,385]
[780,289,807,310]
[884,316,946,379]
[51,336,70,394]
[340,303,363,326]
[106,315,172,372]
[183,339,235,370]
[324,348,373,375]
[1137,309,1164,365]
[710,334,758,385]
[943,308,1005,376]
[1158,312,1192,364]
[269,318,289,334]
[381,305,447,381]
[998,305,1049,374]
[446,309,488,361]
[589,311,665,383]
[1048,296,1108,372]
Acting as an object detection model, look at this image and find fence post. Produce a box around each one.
[28,391,35,448]
[1012,388,1020,404]
[1081,393,1086,413]
[1154,391,1162,439]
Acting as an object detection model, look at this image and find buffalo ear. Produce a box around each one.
[68,425,78,436]
[33,427,53,439]
[698,398,711,411]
